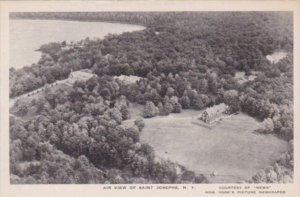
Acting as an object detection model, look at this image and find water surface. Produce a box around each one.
[10,19,145,69]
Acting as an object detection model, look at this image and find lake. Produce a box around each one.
[10,19,145,69]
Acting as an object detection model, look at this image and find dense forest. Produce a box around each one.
[10,12,293,183]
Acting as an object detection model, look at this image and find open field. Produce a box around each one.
[124,104,289,183]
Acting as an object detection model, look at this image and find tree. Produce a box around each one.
[107,108,123,124]
[157,102,164,115]
[265,166,278,183]
[10,139,23,168]
[208,74,219,93]
[163,98,174,115]
[100,88,112,100]
[195,174,208,183]
[166,87,175,97]
[35,98,46,113]
[257,118,274,134]
[16,102,28,116]
[173,102,182,113]
[224,89,240,112]
[193,95,205,110]
[143,101,158,118]
[252,170,267,183]
[180,94,190,109]
[134,118,145,132]
[198,78,208,93]
[181,170,195,182]
[120,105,130,120]
[45,92,57,109]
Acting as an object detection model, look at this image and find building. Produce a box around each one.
[199,103,228,123]
[114,75,142,85]
[234,71,257,84]
[66,70,97,86]
[266,51,287,64]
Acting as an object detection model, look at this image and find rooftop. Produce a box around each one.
[114,75,142,85]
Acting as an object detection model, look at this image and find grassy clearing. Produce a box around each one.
[124,104,289,183]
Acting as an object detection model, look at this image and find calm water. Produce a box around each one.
[10,19,145,69]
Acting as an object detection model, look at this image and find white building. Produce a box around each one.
[198,103,228,123]
[114,75,142,85]
[266,51,287,64]
[66,70,97,86]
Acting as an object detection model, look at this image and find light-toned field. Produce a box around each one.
[125,104,289,183]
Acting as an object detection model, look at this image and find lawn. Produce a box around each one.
[124,104,289,183]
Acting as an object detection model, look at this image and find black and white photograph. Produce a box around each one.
[7,11,294,185]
